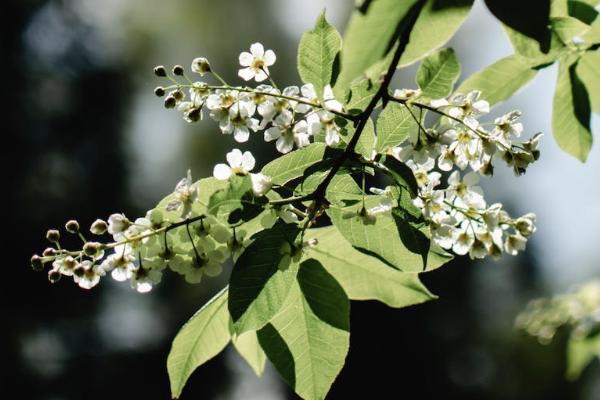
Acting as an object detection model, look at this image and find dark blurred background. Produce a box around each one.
[4,0,599,399]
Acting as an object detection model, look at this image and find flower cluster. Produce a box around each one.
[389,89,541,259]
[30,170,273,292]
[154,43,347,153]
[515,281,600,344]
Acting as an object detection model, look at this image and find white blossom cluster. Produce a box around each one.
[390,89,541,259]
[34,170,273,292]
[155,43,347,153]
[516,281,600,344]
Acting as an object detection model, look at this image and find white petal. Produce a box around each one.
[263,49,276,66]
[250,42,264,57]
[226,149,243,167]
[239,52,253,67]
[463,171,480,186]
[325,130,340,146]
[241,151,256,171]
[234,126,250,142]
[264,126,282,142]
[254,69,268,82]
[276,136,294,153]
[238,67,255,81]
[213,164,232,180]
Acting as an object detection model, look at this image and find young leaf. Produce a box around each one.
[327,194,451,272]
[307,226,438,307]
[376,102,417,152]
[229,222,300,334]
[399,0,474,67]
[257,259,350,400]
[298,11,342,98]
[456,55,539,106]
[553,58,593,162]
[576,51,600,114]
[167,288,230,399]
[261,143,330,186]
[416,48,461,99]
[232,330,266,377]
[566,333,600,380]
[335,0,420,91]
[551,16,591,45]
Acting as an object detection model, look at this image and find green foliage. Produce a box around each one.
[577,51,600,114]
[567,333,600,380]
[416,48,461,99]
[297,11,342,98]
[167,288,230,399]
[232,330,267,377]
[457,55,538,106]
[257,259,350,400]
[261,143,330,186]
[208,175,267,225]
[376,102,417,152]
[552,57,593,162]
[229,222,300,334]
[399,0,474,67]
[335,0,419,90]
[307,226,437,307]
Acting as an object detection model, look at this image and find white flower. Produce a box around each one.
[213,149,256,180]
[322,84,343,113]
[101,245,136,282]
[107,214,131,238]
[295,83,318,113]
[52,256,77,277]
[166,170,198,217]
[74,260,105,289]
[308,110,341,146]
[130,265,162,293]
[238,43,276,82]
[250,173,272,196]
[505,233,527,255]
[406,159,440,189]
[492,110,523,144]
[515,213,536,237]
[448,90,490,129]
[264,112,311,153]
[392,88,421,100]
[446,171,483,203]
[452,221,475,256]
[191,57,211,75]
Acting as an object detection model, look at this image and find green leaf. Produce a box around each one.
[208,175,267,225]
[261,143,332,186]
[327,195,452,272]
[232,330,266,377]
[345,76,378,113]
[376,102,417,152]
[338,117,376,160]
[257,259,349,400]
[167,288,230,399]
[307,226,437,307]
[335,0,420,91]
[298,11,342,98]
[416,48,461,99]
[399,0,474,67]
[577,51,600,114]
[567,333,600,380]
[551,16,591,44]
[553,58,593,161]
[381,155,419,197]
[456,55,539,106]
[156,177,227,222]
[229,222,300,334]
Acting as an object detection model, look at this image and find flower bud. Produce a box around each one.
[191,57,211,75]
[31,254,44,271]
[90,219,108,235]
[43,247,56,257]
[164,96,177,109]
[153,65,167,77]
[46,229,60,243]
[185,107,202,122]
[48,269,62,283]
[83,242,101,257]
[172,65,184,76]
[65,220,80,233]
[172,89,185,101]
[73,263,86,278]
[154,86,166,97]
